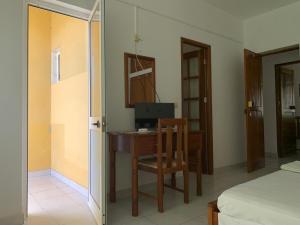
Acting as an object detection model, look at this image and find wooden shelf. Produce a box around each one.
[183,97,200,101]
[188,118,201,121]
[183,76,200,80]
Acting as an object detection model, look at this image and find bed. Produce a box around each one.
[208,161,300,225]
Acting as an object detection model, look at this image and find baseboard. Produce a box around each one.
[28,169,51,178]
[50,169,88,197]
[265,152,278,159]
[214,162,246,173]
[0,213,24,225]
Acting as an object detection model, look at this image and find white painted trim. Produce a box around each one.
[28,169,51,178]
[22,1,29,222]
[88,196,102,225]
[50,169,88,197]
[28,0,91,20]
[88,0,100,22]
[100,1,107,223]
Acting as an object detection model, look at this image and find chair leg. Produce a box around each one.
[157,173,164,213]
[196,149,202,196]
[183,168,189,204]
[171,173,176,187]
[132,157,139,216]
[196,164,202,196]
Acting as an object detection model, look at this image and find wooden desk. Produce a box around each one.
[108,131,203,216]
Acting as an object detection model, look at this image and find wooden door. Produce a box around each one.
[182,50,209,173]
[182,50,204,132]
[244,49,265,172]
[275,67,296,157]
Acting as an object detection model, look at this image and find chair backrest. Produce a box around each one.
[157,118,188,171]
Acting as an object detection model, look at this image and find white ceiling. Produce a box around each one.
[201,0,300,19]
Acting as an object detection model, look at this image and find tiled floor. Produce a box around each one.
[27,176,97,225]
[27,154,299,225]
[108,154,300,225]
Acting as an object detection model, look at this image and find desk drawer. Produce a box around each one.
[135,135,157,156]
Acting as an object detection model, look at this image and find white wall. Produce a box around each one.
[106,0,246,191]
[59,0,95,10]
[262,50,300,155]
[244,1,300,53]
[0,1,95,225]
[0,1,24,224]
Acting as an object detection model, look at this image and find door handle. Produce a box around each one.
[92,120,101,128]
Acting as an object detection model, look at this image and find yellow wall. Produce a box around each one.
[91,21,101,117]
[28,8,89,187]
[28,7,51,172]
[91,20,101,116]
[51,13,89,188]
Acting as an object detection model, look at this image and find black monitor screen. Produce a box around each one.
[135,103,175,129]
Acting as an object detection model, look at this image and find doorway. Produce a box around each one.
[275,60,300,158]
[25,1,105,224]
[244,46,300,172]
[180,38,213,174]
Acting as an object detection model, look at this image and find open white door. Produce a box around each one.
[88,1,106,224]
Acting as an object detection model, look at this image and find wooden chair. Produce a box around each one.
[137,118,189,213]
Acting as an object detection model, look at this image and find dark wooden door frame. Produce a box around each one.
[275,60,300,157]
[244,49,265,172]
[181,37,213,175]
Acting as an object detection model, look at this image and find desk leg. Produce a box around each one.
[171,151,176,187]
[132,156,139,216]
[109,137,116,202]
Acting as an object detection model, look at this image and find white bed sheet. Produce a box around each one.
[219,214,261,225]
[218,170,300,225]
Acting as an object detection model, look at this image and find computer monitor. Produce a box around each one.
[135,103,175,130]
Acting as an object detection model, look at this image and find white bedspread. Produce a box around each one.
[218,170,300,225]
[281,161,300,173]
[219,214,261,225]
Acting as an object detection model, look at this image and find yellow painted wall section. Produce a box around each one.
[28,7,51,172]
[51,13,89,187]
[91,20,101,116]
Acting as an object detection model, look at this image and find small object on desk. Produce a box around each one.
[138,128,149,133]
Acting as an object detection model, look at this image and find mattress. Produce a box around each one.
[218,170,300,225]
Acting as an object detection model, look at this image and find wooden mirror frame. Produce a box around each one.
[124,53,156,108]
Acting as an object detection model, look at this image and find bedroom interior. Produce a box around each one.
[106,0,300,225]
[1,1,300,225]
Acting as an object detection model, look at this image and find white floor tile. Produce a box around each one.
[28,175,96,225]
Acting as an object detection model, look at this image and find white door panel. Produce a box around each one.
[88,0,105,224]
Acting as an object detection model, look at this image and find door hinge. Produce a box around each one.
[102,213,106,225]
[204,59,207,65]
[102,116,107,132]
[203,97,208,103]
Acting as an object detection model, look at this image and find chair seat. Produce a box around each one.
[138,157,186,173]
